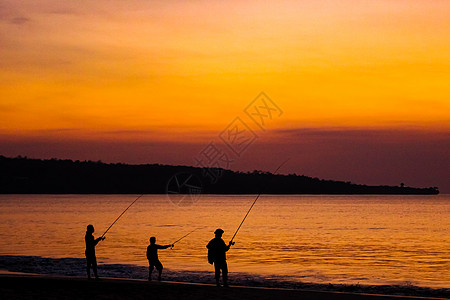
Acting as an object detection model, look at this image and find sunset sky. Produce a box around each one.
[1,1,449,191]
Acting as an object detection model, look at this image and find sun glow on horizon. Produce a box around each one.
[0,0,449,192]
[1,0,449,142]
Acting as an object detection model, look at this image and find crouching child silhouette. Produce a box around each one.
[147,236,173,281]
[85,224,105,280]
[207,228,233,287]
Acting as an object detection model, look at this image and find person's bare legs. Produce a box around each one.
[148,264,154,281]
[86,260,91,279]
[86,257,98,279]
[92,261,98,279]
[156,261,163,281]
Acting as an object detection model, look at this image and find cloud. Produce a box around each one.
[272,127,450,143]
[10,17,30,25]
[0,104,21,113]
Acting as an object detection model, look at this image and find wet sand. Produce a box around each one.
[0,275,447,300]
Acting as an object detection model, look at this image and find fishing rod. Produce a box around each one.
[101,194,144,238]
[229,158,290,244]
[171,228,198,248]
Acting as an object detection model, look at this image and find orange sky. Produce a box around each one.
[0,0,449,191]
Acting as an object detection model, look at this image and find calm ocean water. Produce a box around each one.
[0,194,449,288]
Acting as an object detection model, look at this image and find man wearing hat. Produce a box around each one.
[206,228,233,287]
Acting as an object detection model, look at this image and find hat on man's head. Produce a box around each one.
[214,228,224,234]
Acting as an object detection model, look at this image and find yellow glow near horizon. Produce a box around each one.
[1,0,449,142]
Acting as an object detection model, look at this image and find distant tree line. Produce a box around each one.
[0,155,439,194]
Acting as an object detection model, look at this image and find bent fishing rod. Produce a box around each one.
[229,158,290,245]
[171,228,198,248]
[101,194,144,238]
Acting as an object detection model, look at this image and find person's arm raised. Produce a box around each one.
[94,236,105,245]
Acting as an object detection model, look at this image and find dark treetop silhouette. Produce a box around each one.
[0,155,439,194]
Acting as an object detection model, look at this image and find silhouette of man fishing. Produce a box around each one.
[85,224,105,280]
[147,237,174,281]
[207,228,233,287]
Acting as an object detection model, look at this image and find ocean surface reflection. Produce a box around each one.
[0,194,449,288]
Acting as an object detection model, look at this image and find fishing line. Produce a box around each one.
[171,228,199,248]
[229,158,290,244]
[101,194,144,238]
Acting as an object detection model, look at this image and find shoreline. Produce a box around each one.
[1,274,448,300]
[0,192,442,195]
[1,255,449,298]
[0,269,449,299]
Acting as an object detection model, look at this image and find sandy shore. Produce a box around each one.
[0,274,447,300]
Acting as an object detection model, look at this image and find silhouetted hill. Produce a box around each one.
[0,155,439,194]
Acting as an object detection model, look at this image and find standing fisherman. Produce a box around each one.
[207,229,233,287]
[147,237,173,281]
[85,224,105,280]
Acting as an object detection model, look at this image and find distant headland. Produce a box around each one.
[0,155,439,195]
